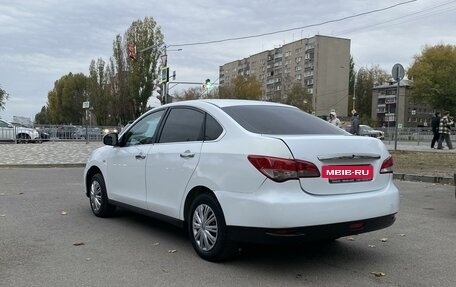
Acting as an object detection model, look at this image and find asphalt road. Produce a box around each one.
[1,168,455,287]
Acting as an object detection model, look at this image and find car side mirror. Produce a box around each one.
[103,133,119,146]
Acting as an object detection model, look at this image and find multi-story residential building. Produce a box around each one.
[219,35,350,116]
[371,80,434,127]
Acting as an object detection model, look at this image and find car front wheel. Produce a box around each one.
[89,173,116,217]
[188,193,237,262]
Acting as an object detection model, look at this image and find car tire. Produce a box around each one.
[89,173,116,217]
[188,193,237,262]
[16,134,30,144]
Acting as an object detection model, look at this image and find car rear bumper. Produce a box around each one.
[216,179,399,229]
[226,213,396,244]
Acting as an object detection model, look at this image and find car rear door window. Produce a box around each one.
[159,108,205,143]
[222,105,347,135]
[204,114,223,141]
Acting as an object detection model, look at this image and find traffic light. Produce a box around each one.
[128,43,136,60]
[203,78,211,90]
[161,67,169,84]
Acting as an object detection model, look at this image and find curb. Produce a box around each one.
[0,163,86,168]
[393,173,454,185]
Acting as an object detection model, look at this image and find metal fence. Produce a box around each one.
[34,125,119,142]
[380,127,456,145]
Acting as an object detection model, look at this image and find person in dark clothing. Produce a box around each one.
[350,112,360,135]
[431,112,441,148]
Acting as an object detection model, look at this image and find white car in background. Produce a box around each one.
[83,100,399,261]
[0,119,41,143]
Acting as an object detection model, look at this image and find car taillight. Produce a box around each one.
[380,156,393,174]
[247,155,320,182]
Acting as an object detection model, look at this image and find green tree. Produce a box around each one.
[0,85,8,111]
[126,17,164,118]
[34,106,48,124]
[354,65,390,120]
[46,73,88,124]
[88,59,112,125]
[407,44,456,114]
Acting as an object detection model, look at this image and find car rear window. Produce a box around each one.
[222,105,348,135]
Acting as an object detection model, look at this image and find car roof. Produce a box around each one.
[162,99,293,109]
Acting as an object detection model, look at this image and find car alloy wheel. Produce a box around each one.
[89,173,115,217]
[90,180,102,213]
[192,204,218,251]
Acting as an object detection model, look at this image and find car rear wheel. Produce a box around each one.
[89,173,116,217]
[188,193,237,262]
[16,133,30,144]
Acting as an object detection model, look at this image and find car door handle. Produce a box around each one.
[135,154,146,160]
[180,150,195,159]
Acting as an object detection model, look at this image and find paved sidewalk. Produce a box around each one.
[0,141,103,166]
[0,140,454,184]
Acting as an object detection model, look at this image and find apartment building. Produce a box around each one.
[219,35,350,116]
[371,80,434,127]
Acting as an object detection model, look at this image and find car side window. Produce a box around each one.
[123,109,165,146]
[205,114,223,141]
[159,108,204,143]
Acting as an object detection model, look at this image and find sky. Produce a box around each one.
[1,0,456,122]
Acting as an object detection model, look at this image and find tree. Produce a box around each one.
[88,59,112,125]
[280,76,312,111]
[46,73,88,124]
[219,75,262,100]
[354,65,390,119]
[0,85,8,111]
[126,17,164,118]
[407,44,456,114]
[34,106,48,124]
[347,56,355,115]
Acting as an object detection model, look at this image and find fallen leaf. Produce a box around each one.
[347,237,355,241]
[168,249,177,253]
[61,211,68,215]
[368,244,376,248]
[86,258,91,261]
[0,193,5,196]
[399,234,406,237]
[152,242,160,246]
[371,272,386,277]
[0,214,6,217]
[18,192,24,195]
[161,268,169,273]
[296,274,302,279]
[380,238,388,242]
[73,242,85,246]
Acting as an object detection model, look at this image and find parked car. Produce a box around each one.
[0,119,41,143]
[359,125,385,139]
[10,122,49,142]
[83,100,399,261]
[72,127,103,140]
[56,125,77,139]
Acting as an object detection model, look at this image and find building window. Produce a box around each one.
[295,65,302,72]
[307,88,313,94]
[295,74,302,80]
[295,56,302,64]
[295,48,302,54]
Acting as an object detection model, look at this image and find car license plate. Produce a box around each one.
[322,165,373,183]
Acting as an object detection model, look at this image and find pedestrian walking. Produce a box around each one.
[328,111,341,127]
[437,111,454,150]
[350,112,360,135]
[431,112,441,148]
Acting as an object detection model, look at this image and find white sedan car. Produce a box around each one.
[84,100,399,261]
